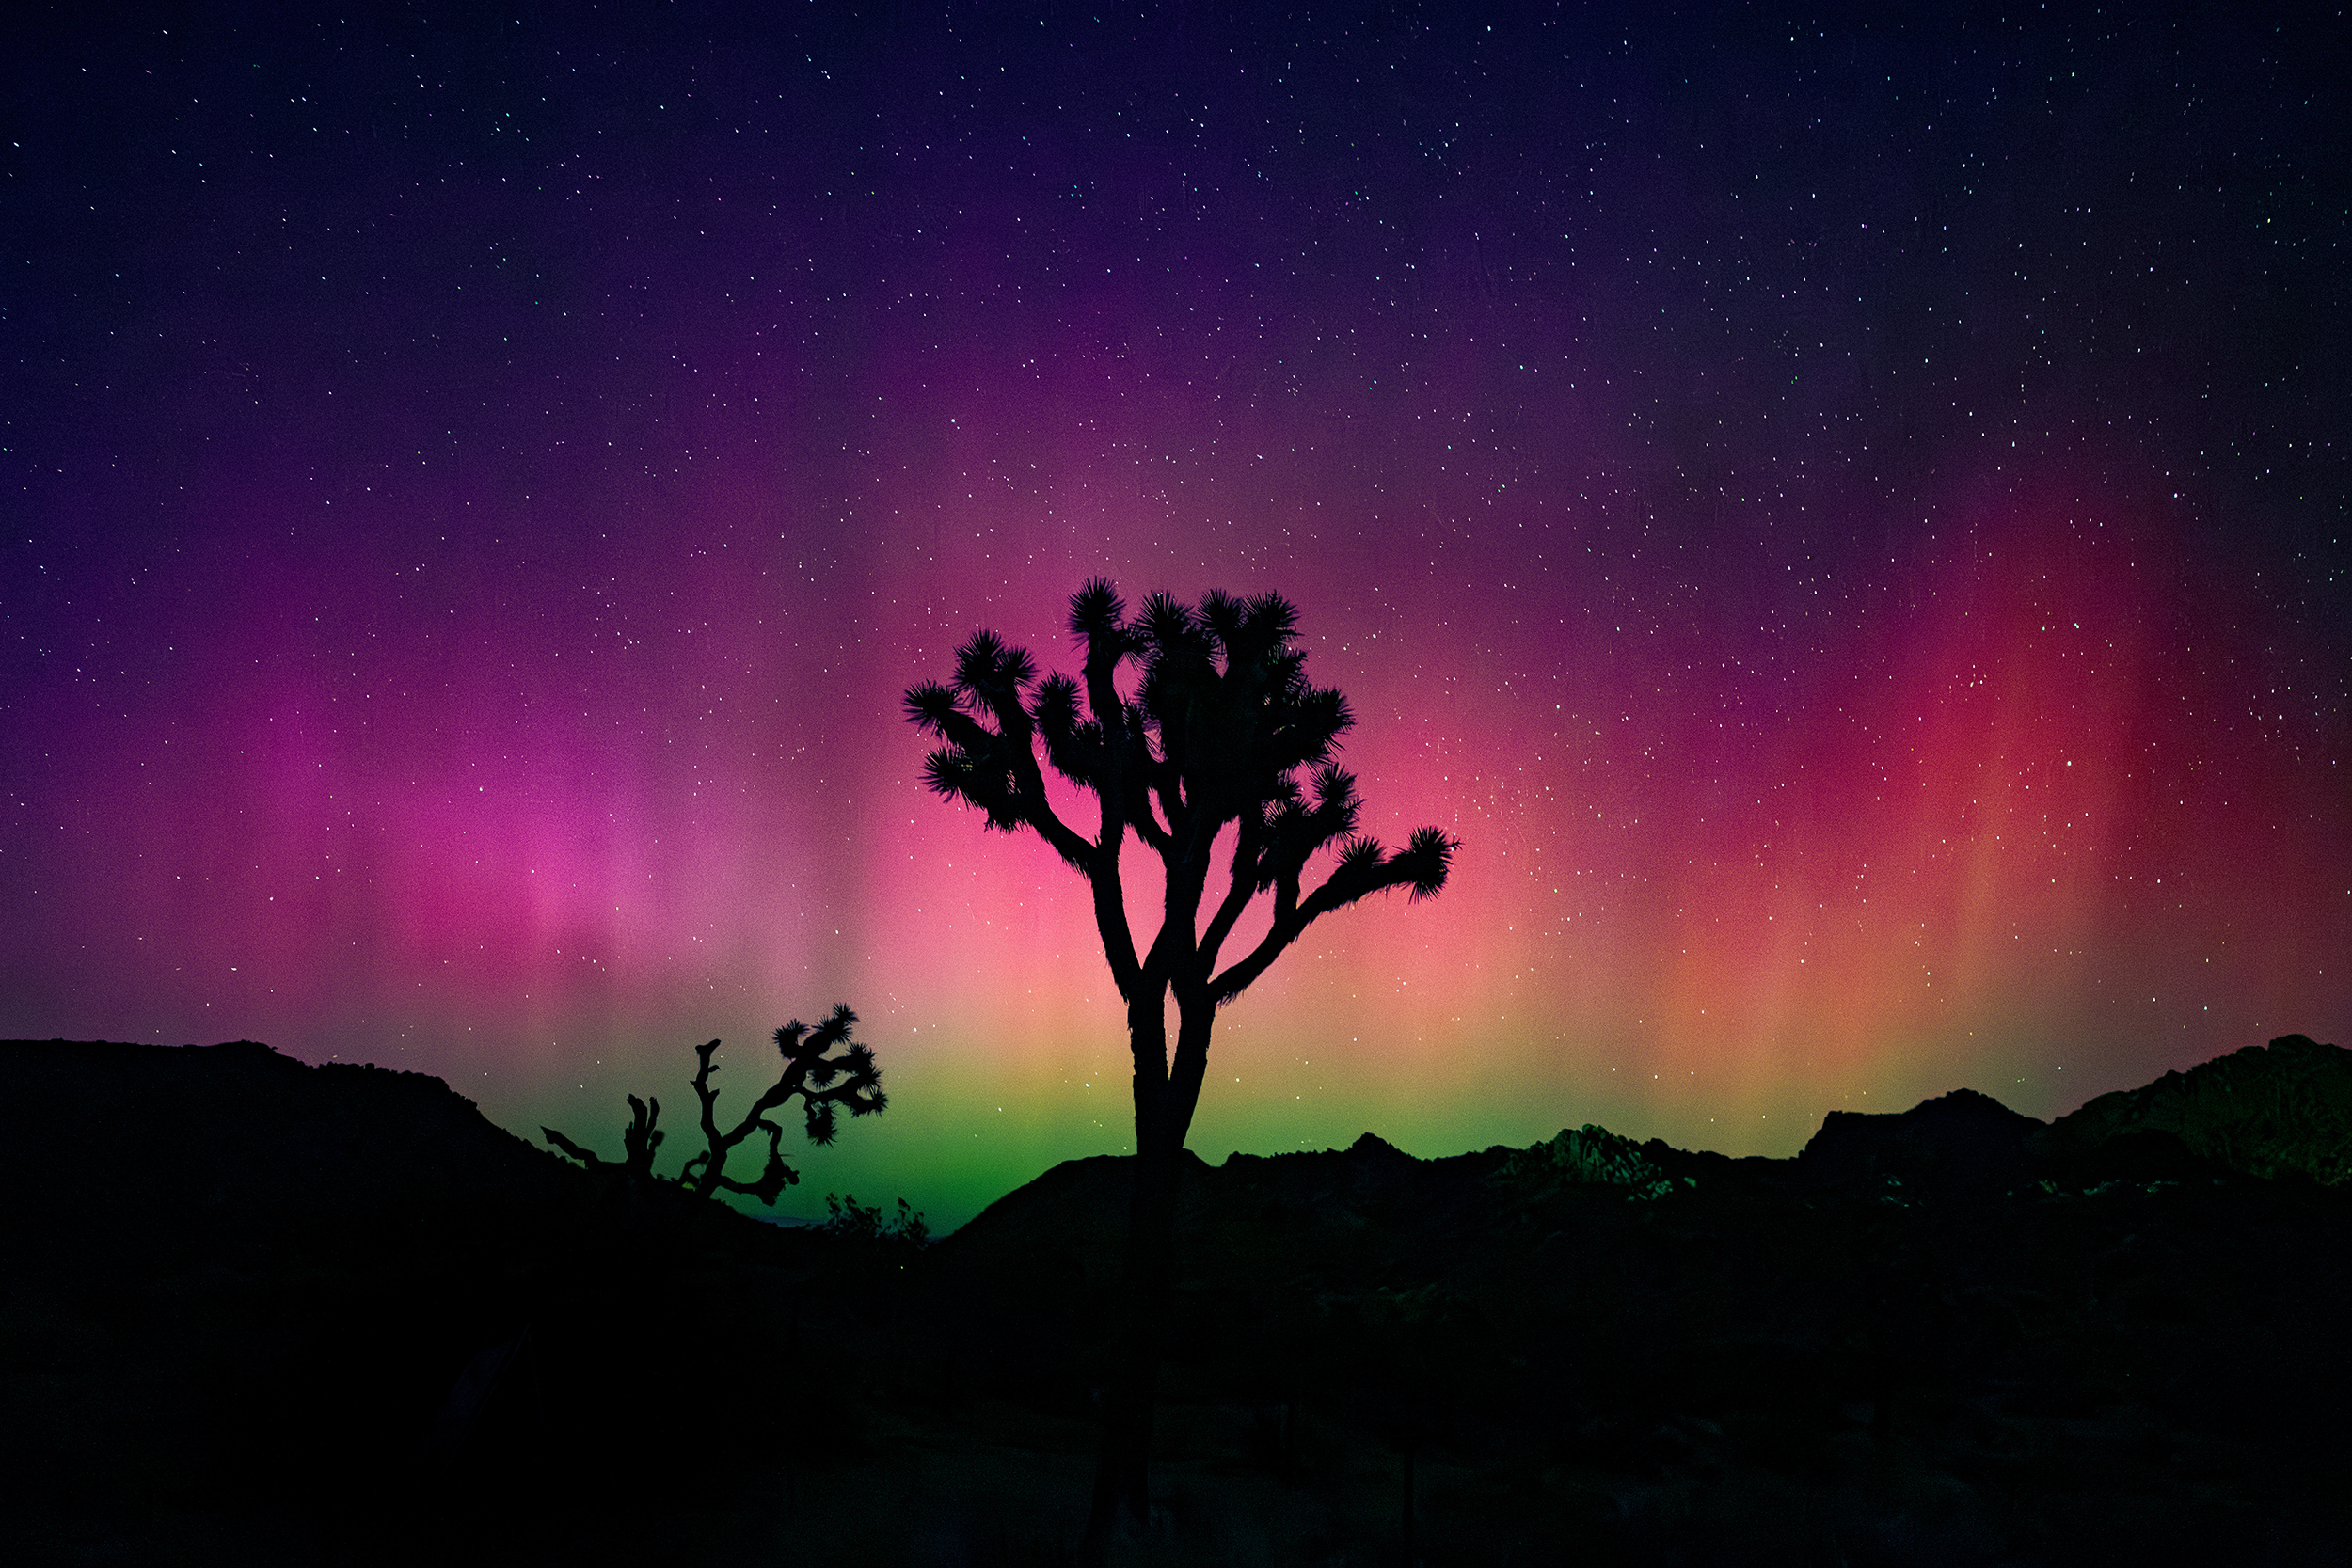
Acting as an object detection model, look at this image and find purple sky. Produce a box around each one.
[6,3,2345,1227]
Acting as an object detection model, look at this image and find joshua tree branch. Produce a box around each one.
[1207,832,1456,1006]
[542,1010,886,1205]
[541,1126,608,1168]
[1196,817,1267,975]
[1088,847,1144,1001]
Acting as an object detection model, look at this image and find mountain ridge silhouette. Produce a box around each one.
[6,1034,2348,1565]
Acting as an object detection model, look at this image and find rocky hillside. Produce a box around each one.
[6,1038,577,1253]
[2,1037,869,1567]
[898,1037,2352,1565]
[2042,1032,2352,1184]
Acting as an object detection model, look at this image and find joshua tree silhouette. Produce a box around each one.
[905,579,1456,1552]
[541,1006,887,1205]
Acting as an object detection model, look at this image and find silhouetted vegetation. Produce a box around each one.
[821,1190,932,1248]
[906,579,1457,1552]
[541,1006,886,1205]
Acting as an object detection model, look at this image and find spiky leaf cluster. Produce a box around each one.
[906,579,1456,1006]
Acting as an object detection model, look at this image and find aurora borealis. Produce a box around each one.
[6,4,2346,1228]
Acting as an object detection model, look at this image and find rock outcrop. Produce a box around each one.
[1796,1085,2046,1197]
[2044,1033,2352,1185]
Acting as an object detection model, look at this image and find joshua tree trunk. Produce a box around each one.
[1087,1139,1181,1544]
[1083,999,1208,1551]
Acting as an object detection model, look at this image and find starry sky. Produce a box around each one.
[6,2,2346,1229]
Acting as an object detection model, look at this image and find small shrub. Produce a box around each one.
[821,1191,931,1249]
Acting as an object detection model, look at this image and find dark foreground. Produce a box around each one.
[4,1037,2349,1565]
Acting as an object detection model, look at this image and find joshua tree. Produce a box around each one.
[542,1006,887,1205]
[905,580,1455,1550]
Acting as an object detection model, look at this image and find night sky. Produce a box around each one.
[7,3,2346,1228]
